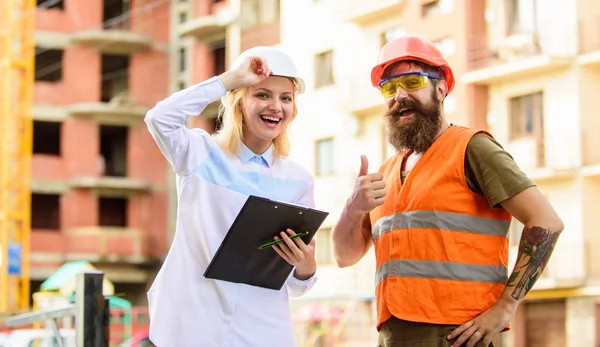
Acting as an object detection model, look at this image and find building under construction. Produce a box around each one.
[1,0,282,329]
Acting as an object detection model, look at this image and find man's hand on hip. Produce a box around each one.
[447,296,518,347]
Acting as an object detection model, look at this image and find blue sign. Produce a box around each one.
[7,242,22,276]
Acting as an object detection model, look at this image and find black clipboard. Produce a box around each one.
[204,195,329,290]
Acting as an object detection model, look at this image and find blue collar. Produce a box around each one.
[238,143,274,168]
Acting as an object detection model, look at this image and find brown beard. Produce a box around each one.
[385,89,443,153]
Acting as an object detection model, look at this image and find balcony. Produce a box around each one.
[337,0,404,26]
[506,137,576,183]
[70,30,151,55]
[64,227,154,264]
[463,32,573,85]
[69,176,150,195]
[578,16,600,67]
[70,16,152,55]
[68,101,147,126]
[33,105,68,122]
[179,5,236,43]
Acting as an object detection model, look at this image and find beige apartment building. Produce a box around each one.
[281,0,600,346]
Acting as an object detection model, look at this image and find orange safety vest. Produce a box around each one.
[370,125,512,328]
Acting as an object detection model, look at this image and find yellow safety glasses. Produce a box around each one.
[377,72,440,98]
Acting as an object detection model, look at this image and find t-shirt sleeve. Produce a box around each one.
[464,133,536,208]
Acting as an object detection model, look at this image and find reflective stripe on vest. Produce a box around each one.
[372,210,511,241]
[375,259,508,286]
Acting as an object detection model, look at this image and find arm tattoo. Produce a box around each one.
[506,226,561,300]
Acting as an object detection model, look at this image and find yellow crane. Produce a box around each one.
[0,0,35,314]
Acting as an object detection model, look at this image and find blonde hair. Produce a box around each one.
[213,82,299,159]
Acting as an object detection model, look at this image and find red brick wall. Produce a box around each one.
[34,48,101,105]
[31,0,172,263]
[62,118,100,178]
[36,0,102,32]
[62,190,98,228]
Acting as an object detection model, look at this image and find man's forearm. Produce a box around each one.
[500,224,563,307]
[332,207,370,268]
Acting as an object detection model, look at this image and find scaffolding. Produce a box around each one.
[0,0,35,313]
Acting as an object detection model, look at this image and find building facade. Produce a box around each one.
[30,0,170,305]
[281,0,600,346]
[463,0,600,346]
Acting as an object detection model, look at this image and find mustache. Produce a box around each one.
[385,98,423,118]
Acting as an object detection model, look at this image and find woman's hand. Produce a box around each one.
[218,55,273,91]
[272,229,317,280]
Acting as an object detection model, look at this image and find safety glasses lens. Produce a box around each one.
[379,75,430,98]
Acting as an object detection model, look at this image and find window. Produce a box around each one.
[103,0,131,30]
[509,92,543,140]
[314,50,334,89]
[101,54,129,102]
[35,48,63,82]
[315,138,334,176]
[506,0,538,35]
[212,41,226,76]
[179,47,186,72]
[31,194,60,230]
[241,0,259,29]
[99,197,128,227]
[179,11,187,24]
[422,0,454,17]
[33,121,61,155]
[37,0,64,10]
[316,228,333,264]
[240,0,279,30]
[100,125,128,177]
[259,0,279,25]
[434,36,456,56]
[509,92,545,167]
[381,26,406,47]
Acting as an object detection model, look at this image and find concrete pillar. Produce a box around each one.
[566,296,596,347]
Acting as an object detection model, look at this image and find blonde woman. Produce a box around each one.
[144,46,317,347]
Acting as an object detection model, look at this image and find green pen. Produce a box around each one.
[258,231,310,250]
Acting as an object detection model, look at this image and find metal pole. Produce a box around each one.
[75,271,108,347]
[49,318,65,347]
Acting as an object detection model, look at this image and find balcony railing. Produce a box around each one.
[65,227,153,263]
[337,0,404,25]
[467,26,575,71]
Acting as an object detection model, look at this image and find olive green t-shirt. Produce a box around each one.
[399,132,535,208]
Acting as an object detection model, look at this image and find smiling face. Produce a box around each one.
[240,76,296,154]
[382,61,447,154]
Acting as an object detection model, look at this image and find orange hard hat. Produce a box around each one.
[371,35,455,94]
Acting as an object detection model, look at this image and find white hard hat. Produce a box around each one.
[232,46,305,94]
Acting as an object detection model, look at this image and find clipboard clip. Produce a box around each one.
[258,231,310,250]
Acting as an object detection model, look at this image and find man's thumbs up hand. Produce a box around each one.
[358,155,369,177]
[348,155,386,216]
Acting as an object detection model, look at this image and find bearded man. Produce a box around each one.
[331,35,564,347]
